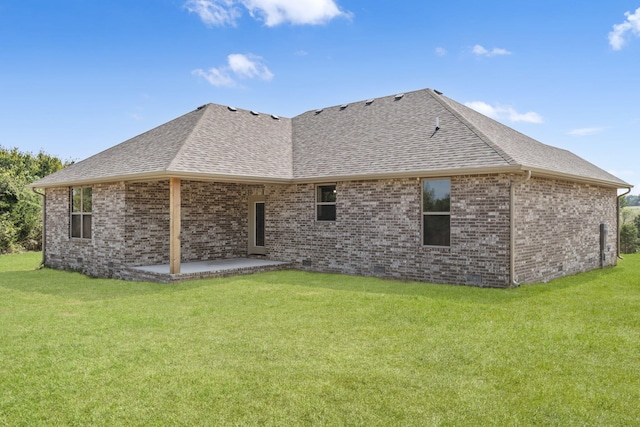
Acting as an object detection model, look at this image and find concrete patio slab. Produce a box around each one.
[123,258,293,283]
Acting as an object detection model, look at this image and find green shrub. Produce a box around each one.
[0,213,18,253]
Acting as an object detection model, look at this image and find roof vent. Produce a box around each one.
[228,106,237,112]
[434,89,443,95]
[315,109,323,115]
[340,104,348,110]
[196,104,207,110]
[250,111,259,116]
[365,99,374,105]
[394,93,404,100]
[271,114,280,120]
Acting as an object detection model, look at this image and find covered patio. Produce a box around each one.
[123,258,292,283]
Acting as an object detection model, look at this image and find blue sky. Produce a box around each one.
[1,0,638,193]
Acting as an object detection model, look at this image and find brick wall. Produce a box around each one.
[180,180,262,261]
[45,180,259,277]
[123,180,262,266]
[45,183,126,278]
[513,177,617,283]
[43,174,618,286]
[123,181,170,266]
[265,175,512,287]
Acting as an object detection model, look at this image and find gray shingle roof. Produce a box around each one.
[30,88,630,188]
[32,104,292,186]
[293,89,513,179]
[434,93,627,185]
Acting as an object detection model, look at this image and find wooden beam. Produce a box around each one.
[169,178,181,274]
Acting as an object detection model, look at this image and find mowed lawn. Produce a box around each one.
[1,253,639,426]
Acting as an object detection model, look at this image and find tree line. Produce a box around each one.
[0,146,68,253]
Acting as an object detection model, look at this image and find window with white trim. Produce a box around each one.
[422,179,450,246]
[316,184,336,221]
[71,187,92,239]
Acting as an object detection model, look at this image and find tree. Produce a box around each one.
[0,146,68,253]
[620,223,639,254]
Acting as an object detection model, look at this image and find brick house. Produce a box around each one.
[29,88,631,286]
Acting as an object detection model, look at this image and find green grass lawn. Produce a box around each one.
[1,253,639,426]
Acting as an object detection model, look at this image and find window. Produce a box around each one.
[316,184,336,221]
[71,187,92,239]
[422,179,450,246]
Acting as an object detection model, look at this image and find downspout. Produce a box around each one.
[510,170,532,287]
[617,187,632,260]
[32,188,46,267]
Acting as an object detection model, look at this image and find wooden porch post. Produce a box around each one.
[169,178,181,274]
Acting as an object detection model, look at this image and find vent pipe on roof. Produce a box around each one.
[228,106,237,112]
[250,111,259,116]
[340,104,348,110]
[430,117,441,138]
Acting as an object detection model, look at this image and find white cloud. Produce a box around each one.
[192,53,273,87]
[472,44,512,57]
[507,110,543,123]
[609,7,640,50]
[192,67,236,87]
[227,53,274,80]
[243,0,349,26]
[464,101,543,124]
[184,0,349,27]
[567,127,606,136]
[184,0,241,27]
[435,47,447,56]
[464,101,498,117]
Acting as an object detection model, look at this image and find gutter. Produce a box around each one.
[617,187,632,260]
[31,188,46,267]
[510,170,532,287]
[27,165,629,191]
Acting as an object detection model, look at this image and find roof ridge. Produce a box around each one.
[425,89,519,166]
[165,104,211,172]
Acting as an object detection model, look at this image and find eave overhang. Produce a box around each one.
[27,165,632,191]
